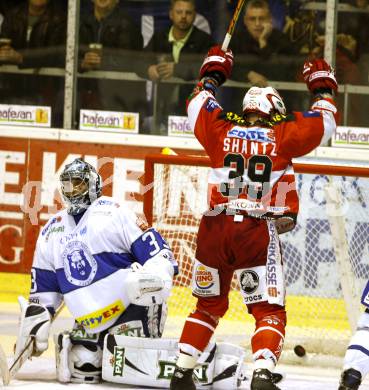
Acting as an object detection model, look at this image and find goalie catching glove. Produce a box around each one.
[125,251,174,306]
[302,58,338,94]
[14,296,51,359]
[199,45,234,86]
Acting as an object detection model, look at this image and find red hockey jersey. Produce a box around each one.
[187,89,338,219]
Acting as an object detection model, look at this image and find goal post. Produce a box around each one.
[144,153,369,365]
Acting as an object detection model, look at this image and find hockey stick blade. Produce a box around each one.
[7,337,34,384]
[0,344,10,386]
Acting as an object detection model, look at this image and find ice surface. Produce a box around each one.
[1,303,369,389]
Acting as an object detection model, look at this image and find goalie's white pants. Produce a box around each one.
[343,311,369,379]
[102,335,246,389]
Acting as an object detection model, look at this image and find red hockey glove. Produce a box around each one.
[199,45,234,85]
[302,59,338,93]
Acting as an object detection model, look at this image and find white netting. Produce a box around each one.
[149,162,369,365]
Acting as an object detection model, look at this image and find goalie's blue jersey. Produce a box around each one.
[30,196,178,333]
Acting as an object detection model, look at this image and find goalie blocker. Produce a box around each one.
[101,335,247,389]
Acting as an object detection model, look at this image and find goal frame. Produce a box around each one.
[144,153,369,225]
[143,153,369,351]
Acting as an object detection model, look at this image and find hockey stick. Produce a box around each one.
[0,301,65,386]
[221,0,247,51]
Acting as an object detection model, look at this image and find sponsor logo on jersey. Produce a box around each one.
[76,300,125,330]
[60,232,79,244]
[266,223,279,294]
[239,270,259,294]
[79,226,87,235]
[271,113,287,123]
[91,210,112,216]
[96,199,114,206]
[229,199,264,212]
[112,346,125,376]
[302,111,320,118]
[157,361,209,382]
[243,294,263,303]
[41,215,62,236]
[205,98,221,113]
[63,241,98,286]
[45,226,64,242]
[194,264,214,289]
[227,127,274,143]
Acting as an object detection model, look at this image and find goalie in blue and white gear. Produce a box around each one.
[15,158,178,384]
[338,282,369,390]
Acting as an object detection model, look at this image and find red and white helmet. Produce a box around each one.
[242,86,286,116]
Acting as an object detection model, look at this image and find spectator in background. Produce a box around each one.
[78,0,145,115]
[339,0,369,65]
[231,0,299,87]
[142,0,214,134]
[0,0,67,126]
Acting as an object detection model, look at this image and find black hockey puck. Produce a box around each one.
[294,345,306,357]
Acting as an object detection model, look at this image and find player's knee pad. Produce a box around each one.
[55,331,102,383]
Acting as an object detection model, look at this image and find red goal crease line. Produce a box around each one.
[143,153,369,225]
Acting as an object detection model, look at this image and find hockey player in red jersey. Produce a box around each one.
[170,46,338,390]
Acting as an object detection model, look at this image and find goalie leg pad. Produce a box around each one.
[109,302,167,338]
[55,331,102,383]
[102,335,247,388]
[212,343,247,389]
[102,335,217,388]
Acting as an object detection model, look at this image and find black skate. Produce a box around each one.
[170,367,196,390]
[251,368,281,390]
[338,368,362,390]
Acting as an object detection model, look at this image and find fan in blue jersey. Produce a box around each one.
[14,158,178,384]
[338,282,369,390]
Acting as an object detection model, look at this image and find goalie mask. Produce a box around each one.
[242,86,286,117]
[60,159,102,215]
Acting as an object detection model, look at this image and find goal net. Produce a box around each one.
[144,154,369,366]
